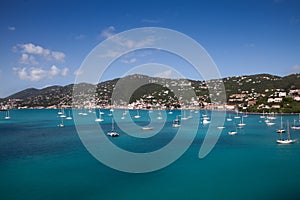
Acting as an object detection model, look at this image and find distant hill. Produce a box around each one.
[2,73,300,111]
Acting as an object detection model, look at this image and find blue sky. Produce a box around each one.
[0,0,300,97]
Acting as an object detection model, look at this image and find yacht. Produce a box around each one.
[107,119,119,137]
[4,110,10,120]
[172,115,181,128]
[134,109,141,119]
[277,122,296,144]
[276,116,285,133]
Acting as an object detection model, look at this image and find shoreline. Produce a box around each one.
[2,107,300,115]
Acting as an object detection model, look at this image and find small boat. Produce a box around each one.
[57,108,63,115]
[66,110,73,120]
[203,119,211,124]
[227,114,232,122]
[266,122,275,126]
[217,126,225,129]
[172,116,181,128]
[228,123,237,135]
[291,119,300,130]
[142,126,153,130]
[238,116,246,127]
[276,116,285,133]
[107,118,119,137]
[234,110,240,119]
[228,131,237,135]
[58,118,64,127]
[157,111,162,120]
[260,111,265,119]
[4,110,10,120]
[168,111,173,114]
[277,122,296,144]
[267,112,276,120]
[134,109,141,119]
[181,110,189,120]
[95,109,104,122]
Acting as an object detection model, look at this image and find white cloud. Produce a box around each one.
[19,53,38,65]
[8,26,16,31]
[116,36,155,49]
[100,26,116,39]
[74,68,84,76]
[13,65,69,81]
[16,43,65,62]
[99,50,122,58]
[121,58,137,64]
[61,67,69,76]
[154,70,181,79]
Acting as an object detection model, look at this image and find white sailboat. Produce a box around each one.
[57,108,63,115]
[227,114,233,122]
[260,111,265,118]
[276,116,285,133]
[203,118,211,124]
[107,118,119,137]
[291,119,300,130]
[4,110,10,120]
[234,110,240,119]
[59,108,66,118]
[157,111,162,120]
[277,122,296,144]
[58,118,64,127]
[228,123,238,135]
[181,110,189,120]
[238,116,246,127]
[95,109,104,122]
[66,110,72,120]
[134,109,141,119]
[172,115,181,128]
[142,126,153,130]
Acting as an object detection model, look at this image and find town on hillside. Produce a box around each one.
[1,74,300,113]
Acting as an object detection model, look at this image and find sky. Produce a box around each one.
[0,0,300,98]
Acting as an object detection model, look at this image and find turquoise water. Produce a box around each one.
[1,109,300,200]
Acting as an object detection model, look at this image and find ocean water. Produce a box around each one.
[1,109,300,200]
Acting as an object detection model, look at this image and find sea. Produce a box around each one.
[1,109,300,200]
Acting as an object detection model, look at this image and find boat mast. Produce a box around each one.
[287,121,290,140]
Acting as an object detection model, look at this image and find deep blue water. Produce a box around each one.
[1,109,300,200]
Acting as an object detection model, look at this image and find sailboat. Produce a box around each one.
[227,114,233,122]
[59,108,66,118]
[95,109,104,122]
[276,116,285,133]
[107,118,119,137]
[291,119,300,130]
[142,126,154,130]
[181,110,189,120]
[157,111,162,120]
[203,118,211,124]
[58,118,64,127]
[4,110,10,120]
[57,108,63,115]
[228,122,238,135]
[134,109,141,119]
[260,111,265,119]
[277,121,296,144]
[234,110,241,119]
[238,116,246,127]
[267,112,276,120]
[66,110,72,120]
[172,115,181,128]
